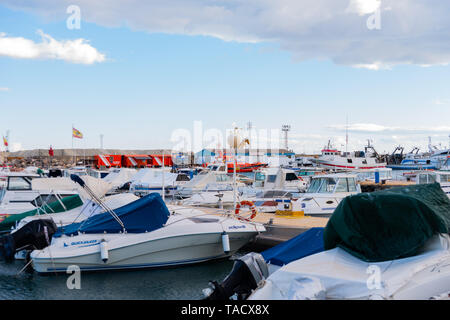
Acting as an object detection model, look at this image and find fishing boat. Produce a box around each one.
[387,150,439,170]
[204,184,450,300]
[311,140,386,170]
[26,192,265,273]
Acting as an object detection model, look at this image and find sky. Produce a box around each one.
[0,0,449,154]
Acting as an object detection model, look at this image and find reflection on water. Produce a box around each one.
[0,258,235,300]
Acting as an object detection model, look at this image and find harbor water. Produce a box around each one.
[0,257,236,300]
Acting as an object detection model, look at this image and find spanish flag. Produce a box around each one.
[72,127,83,139]
[2,136,8,147]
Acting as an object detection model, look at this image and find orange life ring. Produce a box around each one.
[234,200,258,221]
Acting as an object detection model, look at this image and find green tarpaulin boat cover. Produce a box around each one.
[324,183,450,262]
[0,194,83,233]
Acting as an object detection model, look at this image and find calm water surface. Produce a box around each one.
[0,258,235,300]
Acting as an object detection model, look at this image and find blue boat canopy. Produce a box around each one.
[55,193,170,236]
[261,227,324,266]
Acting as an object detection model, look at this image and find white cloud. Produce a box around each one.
[0,30,105,64]
[0,87,10,91]
[346,0,381,16]
[3,0,450,69]
[328,123,450,134]
[434,98,450,105]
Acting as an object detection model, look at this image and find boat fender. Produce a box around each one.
[222,232,230,254]
[100,240,108,263]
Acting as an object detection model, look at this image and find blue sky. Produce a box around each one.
[0,1,449,154]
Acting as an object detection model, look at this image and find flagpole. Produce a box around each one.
[72,124,75,165]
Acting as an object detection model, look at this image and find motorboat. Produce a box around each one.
[250,167,307,193]
[101,168,138,193]
[278,173,361,217]
[416,171,450,198]
[312,140,386,170]
[237,167,309,213]
[204,183,450,300]
[63,166,89,178]
[129,168,190,198]
[0,173,81,220]
[176,163,244,199]
[14,193,140,231]
[24,192,265,273]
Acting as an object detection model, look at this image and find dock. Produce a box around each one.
[251,212,328,249]
[188,205,328,251]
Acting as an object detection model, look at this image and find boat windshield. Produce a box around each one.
[255,172,265,182]
[418,173,436,184]
[307,177,337,193]
[438,173,450,183]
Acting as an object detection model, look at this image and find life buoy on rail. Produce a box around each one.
[234,200,258,221]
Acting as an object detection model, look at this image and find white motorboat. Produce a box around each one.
[250,167,307,193]
[29,193,265,273]
[102,168,138,192]
[177,163,244,201]
[248,234,450,300]
[129,168,190,198]
[0,173,81,220]
[14,192,140,231]
[280,173,361,216]
[312,140,386,170]
[204,183,450,300]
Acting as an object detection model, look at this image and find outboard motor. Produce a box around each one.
[0,220,57,261]
[203,252,269,300]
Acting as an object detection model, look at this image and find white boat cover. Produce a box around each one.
[130,168,178,188]
[249,234,450,300]
[103,168,138,189]
[31,176,112,200]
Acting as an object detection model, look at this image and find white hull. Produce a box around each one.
[32,232,254,273]
[31,212,265,273]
